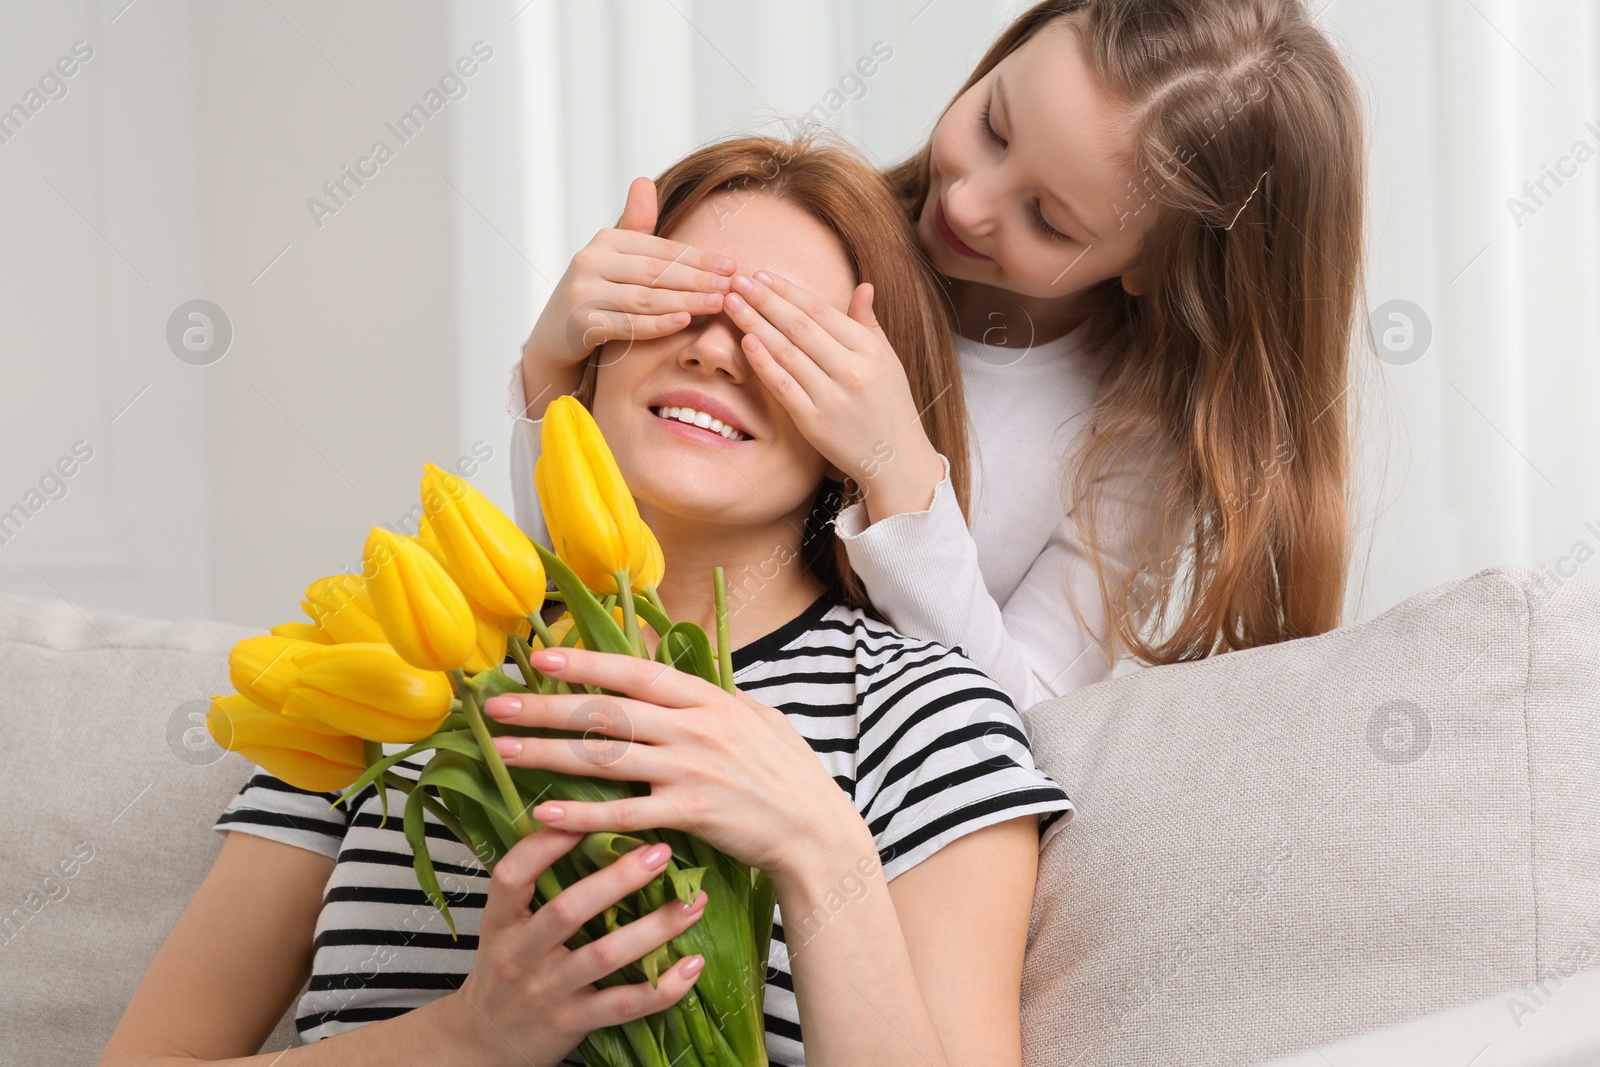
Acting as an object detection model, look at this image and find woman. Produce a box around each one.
[102,134,1072,1066]
[510,0,1367,708]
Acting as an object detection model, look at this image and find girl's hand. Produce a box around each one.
[723,270,947,522]
[445,825,710,1067]
[481,647,872,886]
[523,176,739,378]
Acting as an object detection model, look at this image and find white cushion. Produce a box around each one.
[1019,565,1600,1066]
[0,593,298,1060]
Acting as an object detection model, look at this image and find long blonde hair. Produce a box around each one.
[886,0,1366,663]
[579,131,972,615]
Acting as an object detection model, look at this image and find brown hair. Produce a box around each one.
[577,131,972,615]
[885,0,1366,663]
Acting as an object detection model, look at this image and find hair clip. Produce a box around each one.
[1223,168,1271,231]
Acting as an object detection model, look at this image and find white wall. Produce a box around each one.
[1,0,1597,632]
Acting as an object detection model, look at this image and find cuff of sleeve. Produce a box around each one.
[834,451,954,541]
[506,357,543,426]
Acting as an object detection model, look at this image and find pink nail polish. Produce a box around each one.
[493,736,523,758]
[530,649,566,671]
[482,696,517,719]
[641,843,671,869]
[533,802,564,821]
[681,955,705,978]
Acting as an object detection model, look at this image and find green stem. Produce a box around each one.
[713,566,734,693]
[450,668,535,838]
[527,610,560,653]
[507,631,541,689]
[614,567,644,657]
[644,584,667,618]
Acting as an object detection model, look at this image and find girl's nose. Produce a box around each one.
[946,171,999,240]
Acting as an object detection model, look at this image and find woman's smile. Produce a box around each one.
[645,387,755,447]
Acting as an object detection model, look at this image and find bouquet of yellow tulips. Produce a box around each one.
[206,396,773,1067]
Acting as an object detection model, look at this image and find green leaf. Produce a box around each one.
[579,1024,644,1067]
[658,622,717,685]
[578,831,648,869]
[402,780,457,939]
[663,1004,707,1067]
[532,542,634,656]
[333,730,482,813]
[454,795,505,871]
[618,1016,671,1067]
[416,750,523,852]
[668,865,707,906]
[465,667,531,702]
[630,591,672,638]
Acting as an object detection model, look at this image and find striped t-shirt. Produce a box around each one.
[213,589,1074,1064]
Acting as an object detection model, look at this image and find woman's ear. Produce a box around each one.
[1121,267,1147,296]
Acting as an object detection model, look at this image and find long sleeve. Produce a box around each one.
[833,448,1164,712]
[506,358,551,549]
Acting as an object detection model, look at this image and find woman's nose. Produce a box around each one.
[677,314,749,381]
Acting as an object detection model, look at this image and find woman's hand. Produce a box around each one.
[481,646,873,887]
[519,176,739,418]
[443,825,710,1067]
[723,270,948,522]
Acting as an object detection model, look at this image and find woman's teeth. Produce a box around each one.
[651,406,749,441]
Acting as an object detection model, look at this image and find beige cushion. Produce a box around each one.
[0,593,299,1061]
[1019,565,1600,1066]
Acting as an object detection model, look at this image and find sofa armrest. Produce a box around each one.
[1259,965,1600,1066]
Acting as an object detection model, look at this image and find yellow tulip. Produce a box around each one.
[362,527,476,672]
[634,520,665,592]
[536,396,651,594]
[464,607,513,675]
[269,621,329,644]
[207,692,365,792]
[302,575,387,645]
[228,634,322,712]
[420,463,548,619]
[282,643,454,743]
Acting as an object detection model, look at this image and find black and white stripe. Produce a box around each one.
[213,590,1074,1064]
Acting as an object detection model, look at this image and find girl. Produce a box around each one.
[510,0,1367,708]
[103,135,1072,1066]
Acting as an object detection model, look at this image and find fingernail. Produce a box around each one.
[681,955,705,978]
[482,695,519,719]
[641,843,671,870]
[712,275,732,291]
[701,292,722,309]
[533,802,564,821]
[530,649,566,671]
[726,292,747,312]
[716,256,736,273]
[753,270,774,286]
[679,890,707,914]
[492,736,523,758]
[730,274,753,294]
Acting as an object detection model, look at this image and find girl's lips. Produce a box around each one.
[934,198,990,260]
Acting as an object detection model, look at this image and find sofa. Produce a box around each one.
[2,564,1597,1065]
